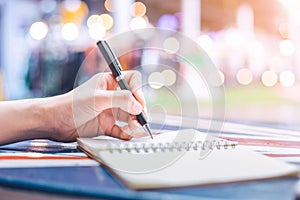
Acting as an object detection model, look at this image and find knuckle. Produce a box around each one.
[125,70,142,80]
[132,70,142,79]
[121,90,133,105]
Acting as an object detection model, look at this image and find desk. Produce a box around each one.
[0,185,101,200]
[0,166,297,200]
[0,117,299,200]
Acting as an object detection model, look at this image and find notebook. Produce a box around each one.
[77,129,299,190]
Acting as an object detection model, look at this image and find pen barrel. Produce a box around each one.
[97,40,123,77]
[109,63,122,78]
[117,78,131,91]
[118,76,147,126]
[97,40,151,134]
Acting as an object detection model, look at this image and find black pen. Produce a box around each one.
[97,40,153,139]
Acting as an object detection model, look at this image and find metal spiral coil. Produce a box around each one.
[105,140,236,153]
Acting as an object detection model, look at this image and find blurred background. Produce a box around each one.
[0,0,300,124]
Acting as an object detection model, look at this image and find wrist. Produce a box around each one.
[23,97,56,140]
[46,91,75,141]
[0,93,75,145]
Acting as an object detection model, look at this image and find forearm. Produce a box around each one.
[0,70,146,145]
[0,96,59,145]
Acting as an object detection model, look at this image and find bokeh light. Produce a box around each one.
[99,14,113,30]
[208,70,225,87]
[87,15,101,28]
[197,34,213,52]
[277,0,300,11]
[236,68,253,85]
[40,0,57,13]
[130,2,147,17]
[9,0,300,125]
[130,17,148,30]
[64,0,81,12]
[261,70,278,87]
[29,21,48,40]
[157,14,179,31]
[279,70,295,87]
[104,0,113,12]
[61,23,79,41]
[218,71,225,86]
[210,70,225,87]
[161,69,177,86]
[88,23,106,40]
[279,39,295,56]
[148,72,164,89]
[163,37,180,54]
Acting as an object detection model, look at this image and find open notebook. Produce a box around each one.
[77,129,299,190]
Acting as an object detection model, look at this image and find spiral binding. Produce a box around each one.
[104,140,237,153]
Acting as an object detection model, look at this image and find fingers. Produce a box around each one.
[123,71,146,108]
[93,71,148,116]
[97,111,132,140]
[111,109,142,132]
[105,124,132,140]
[112,108,130,122]
[96,90,143,115]
[128,116,141,131]
[89,70,149,140]
[110,121,145,139]
[127,118,149,138]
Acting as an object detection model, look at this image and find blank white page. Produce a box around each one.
[77,129,299,190]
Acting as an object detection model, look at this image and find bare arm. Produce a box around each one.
[0,71,147,146]
[0,98,54,145]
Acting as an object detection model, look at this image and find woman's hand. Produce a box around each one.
[0,70,147,145]
[49,70,147,142]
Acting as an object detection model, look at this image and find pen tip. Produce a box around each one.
[143,124,153,139]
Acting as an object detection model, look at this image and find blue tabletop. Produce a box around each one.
[0,119,299,200]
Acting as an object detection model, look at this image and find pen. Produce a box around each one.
[97,40,153,139]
